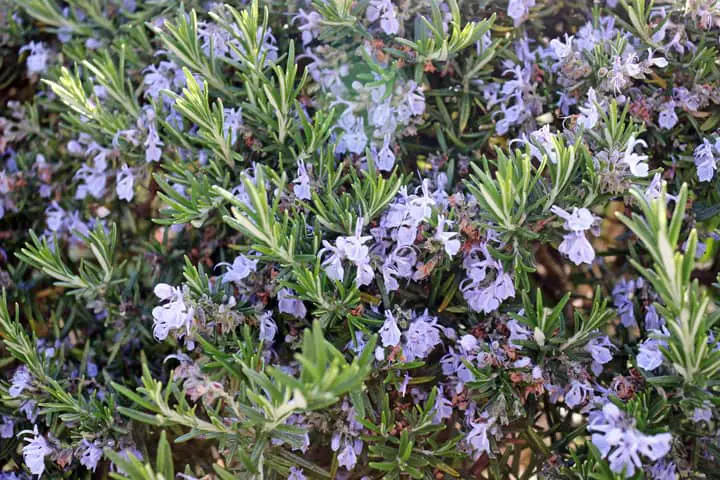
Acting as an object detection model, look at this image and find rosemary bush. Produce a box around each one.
[1,0,719,478]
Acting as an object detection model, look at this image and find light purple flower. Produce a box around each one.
[0,416,13,438]
[379,310,401,347]
[552,206,596,265]
[565,380,592,408]
[507,319,531,349]
[507,0,536,26]
[623,136,649,177]
[644,305,664,331]
[152,283,193,341]
[461,243,515,313]
[432,390,453,424]
[366,0,399,35]
[648,461,677,480]
[9,366,32,398]
[259,311,277,344]
[589,403,672,477]
[434,216,461,257]
[223,107,243,145]
[217,255,258,284]
[585,335,616,374]
[694,138,717,182]
[336,112,368,154]
[320,241,345,281]
[375,135,396,171]
[292,9,322,46]
[21,426,52,477]
[116,164,134,202]
[20,42,50,76]
[77,440,103,472]
[75,151,108,200]
[143,107,163,163]
[288,467,306,480]
[20,400,37,422]
[613,278,638,327]
[278,288,307,319]
[381,247,415,292]
[637,336,666,371]
[337,439,359,470]
[693,403,712,424]
[292,159,312,200]
[657,101,678,129]
[577,88,601,129]
[644,173,663,202]
[404,311,442,360]
[551,206,595,232]
[466,417,495,457]
[320,218,374,287]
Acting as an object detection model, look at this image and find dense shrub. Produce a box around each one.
[1,0,719,478]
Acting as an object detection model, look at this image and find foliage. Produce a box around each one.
[1,0,719,478]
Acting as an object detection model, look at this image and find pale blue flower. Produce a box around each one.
[658,101,678,129]
[77,440,103,472]
[507,319,531,349]
[466,417,495,457]
[405,81,426,116]
[432,390,453,424]
[559,232,595,265]
[577,88,601,129]
[461,243,515,313]
[288,467,306,480]
[75,150,108,200]
[152,284,193,341]
[637,335,666,371]
[320,218,374,287]
[20,42,50,76]
[278,288,307,319]
[319,240,345,281]
[434,216,461,257]
[551,205,595,231]
[292,159,312,200]
[565,380,592,408]
[552,205,596,265]
[557,91,577,116]
[375,135,395,171]
[507,0,535,26]
[613,278,638,327]
[218,255,258,284]
[404,312,442,360]
[292,9,321,46]
[20,426,52,478]
[648,461,677,480]
[336,438,362,470]
[623,136,649,177]
[694,137,717,182]
[585,335,615,374]
[693,403,712,424]
[589,403,672,477]
[644,305,664,330]
[367,0,399,35]
[381,247,415,292]
[116,164,134,202]
[259,311,277,344]
[20,400,37,422]
[379,310,401,347]
[9,366,32,398]
[0,416,13,438]
[143,107,163,163]
[223,107,243,145]
[336,112,368,154]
